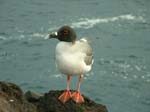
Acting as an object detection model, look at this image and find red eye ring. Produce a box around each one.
[63,29,69,35]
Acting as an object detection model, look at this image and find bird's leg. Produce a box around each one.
[72,75,84,103]
[58,75,72,103]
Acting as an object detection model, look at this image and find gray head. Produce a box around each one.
[49,26,77,43]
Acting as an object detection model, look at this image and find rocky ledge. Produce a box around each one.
[0,81,108,112]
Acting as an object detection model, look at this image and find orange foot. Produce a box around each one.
[58,90,72,103]
[72,91,84,103]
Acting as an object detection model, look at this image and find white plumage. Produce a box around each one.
[48,26,94,103]
[55,39,93,76]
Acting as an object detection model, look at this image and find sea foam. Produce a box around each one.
[0,36,7,40]
[71,14,145,29]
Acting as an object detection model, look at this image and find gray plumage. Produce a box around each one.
[78,39,93,65]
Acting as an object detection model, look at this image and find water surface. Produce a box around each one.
[0,0,150,112]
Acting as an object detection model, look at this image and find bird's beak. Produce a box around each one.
[44,32,58,40]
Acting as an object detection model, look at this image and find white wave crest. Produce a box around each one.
[49,74,63,78]
[0,36,7,40]
[31,33,46,38]
[71,14,145,29]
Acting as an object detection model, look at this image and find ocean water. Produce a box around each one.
[0,0,150,112]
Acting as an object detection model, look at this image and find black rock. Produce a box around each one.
[36,90,108,112]
[0,81,108,112]
[0,81,37,112]
[25,91,43,102]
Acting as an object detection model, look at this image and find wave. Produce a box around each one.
[46,14,145,32]
[49,74,63,78]
[0,36,7,40]
[70,14,145,29]
[1,14,145,40]
[31,33,46,38]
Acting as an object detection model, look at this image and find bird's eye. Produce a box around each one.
[63,30,69,35]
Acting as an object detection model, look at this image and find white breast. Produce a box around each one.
[55,42,91,76]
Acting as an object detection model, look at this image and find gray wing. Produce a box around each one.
[84,45,93,65]
[77,39,93,65]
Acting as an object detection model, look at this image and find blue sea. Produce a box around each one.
[0,0,150,112]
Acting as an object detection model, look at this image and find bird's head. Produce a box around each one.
[48,26,77,43]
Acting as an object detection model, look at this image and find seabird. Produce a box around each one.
[48,26,94,103]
